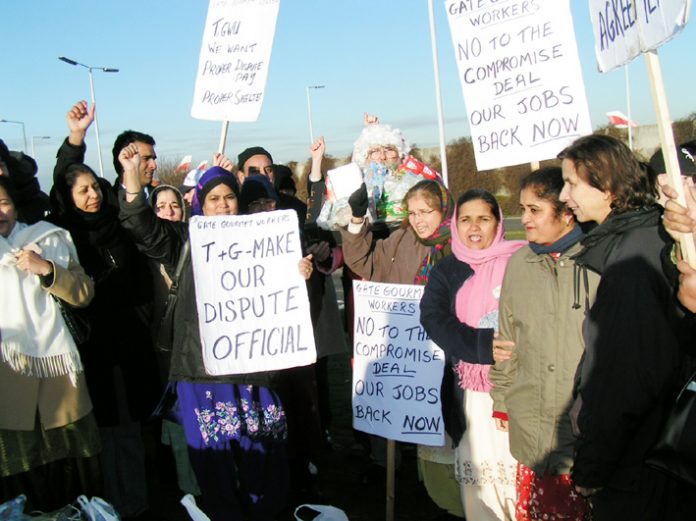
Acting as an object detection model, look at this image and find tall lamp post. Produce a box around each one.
[58,56,119,177]
[0,119,28,153]
[31,136,51,158]
[305,85,325,143]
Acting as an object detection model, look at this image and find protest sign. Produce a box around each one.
[445,0,592,171]
[191,0,280,122]
[586,0,695,265]
[352,281,445,446]
[188,210,316,375]
[326,163,363,200]
[589,0,691,72]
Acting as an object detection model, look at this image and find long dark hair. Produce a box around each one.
[558,135,657,213]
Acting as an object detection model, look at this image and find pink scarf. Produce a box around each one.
[451,206,526,392]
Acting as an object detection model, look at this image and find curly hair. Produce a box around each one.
[520,166,567,218]
[351,124,410,169]
[557,135,657,213]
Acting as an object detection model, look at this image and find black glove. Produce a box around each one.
[348,183,369,218]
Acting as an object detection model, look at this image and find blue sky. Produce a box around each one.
[1,0,695,191]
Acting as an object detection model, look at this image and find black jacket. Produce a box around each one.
[118,192,276,387]
[420,254,496,444]
[50,138,160,426]
[572,207,685,490]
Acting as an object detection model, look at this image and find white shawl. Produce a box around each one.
[0,221,84,385]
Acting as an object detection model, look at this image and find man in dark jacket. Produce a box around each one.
[112,130,157,198]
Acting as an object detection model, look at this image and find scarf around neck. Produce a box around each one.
[413,182,454,285]
[0,221,84,385]
[528,223,584,256]
[577,206,663,274]
[451,205,526,392]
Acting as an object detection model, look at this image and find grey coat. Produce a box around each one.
[489,241,599,475]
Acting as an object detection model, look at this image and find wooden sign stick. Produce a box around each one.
[644,49,696,268]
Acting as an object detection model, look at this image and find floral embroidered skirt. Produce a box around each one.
[174,382,287,446]
[455,390,517,520]
[516,463,591,521]
[173,381,289,521]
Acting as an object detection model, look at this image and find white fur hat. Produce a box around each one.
[351,123,411,169]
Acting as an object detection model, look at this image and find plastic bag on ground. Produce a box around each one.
[180,494,210,521]
[294,503,349,521]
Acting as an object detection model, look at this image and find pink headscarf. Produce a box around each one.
[451,203,526,392]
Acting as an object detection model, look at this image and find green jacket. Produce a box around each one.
[489,241,599,475]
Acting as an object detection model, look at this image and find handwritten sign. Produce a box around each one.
[352,281,445,446]
[445,0,592,171]
[589,0,691,72]
[189,210,316,375]
[191,0,280,122]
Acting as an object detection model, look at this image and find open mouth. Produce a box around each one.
[468,234,482,243]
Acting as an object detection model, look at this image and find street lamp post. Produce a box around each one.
[0,119,28,153]
[305,85,325,143]
[59,56,119,177]
[31,136,51,158]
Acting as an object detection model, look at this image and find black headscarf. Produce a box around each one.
[49,165,124,277]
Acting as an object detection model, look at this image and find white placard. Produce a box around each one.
[445,0,592,171]
[191,0,280,122]
[327,163,364,200]
[352,281,445,446]
[188,210,316,375]
[589,0,691,72]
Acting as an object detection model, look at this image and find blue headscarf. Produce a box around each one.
[191,167,240,216]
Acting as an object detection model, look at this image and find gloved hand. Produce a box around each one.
[348,183,369,218]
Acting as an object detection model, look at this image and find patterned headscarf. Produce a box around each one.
[412,180,454,285]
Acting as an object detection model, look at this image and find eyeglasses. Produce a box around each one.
[368,146,400,160]
[407,209,436,219]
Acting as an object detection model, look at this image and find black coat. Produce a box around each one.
[419,254,496,444]
[49,138,160,426]
[118,193,276,387]
[572,207,685,493]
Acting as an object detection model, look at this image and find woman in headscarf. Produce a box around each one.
[50,133,160,518]
[420,188,525,520]
[118,144,313,521]
[0,175,100,511]
[342,178,470,518]
[146,183,204,499]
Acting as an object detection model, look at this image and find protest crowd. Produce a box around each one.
[1,98,696,521]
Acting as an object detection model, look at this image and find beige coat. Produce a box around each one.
[0,257,94,430]
[489,242,599,475]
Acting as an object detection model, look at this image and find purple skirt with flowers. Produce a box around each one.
[174,381,289,521]
[175,382,287,446]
